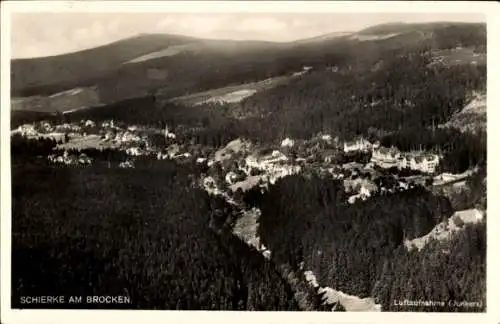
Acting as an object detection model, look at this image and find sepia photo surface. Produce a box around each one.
[1,1,498,323]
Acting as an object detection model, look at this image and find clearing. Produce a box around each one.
[123,43,201,64]
[56,134,118,151]
[428,47,486,67]
[168,75,292,106]
[349,33,400,41]
[404,208,485,251]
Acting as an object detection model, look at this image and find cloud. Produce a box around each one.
[74,28,90,41]
[155,17,176,30]
[89,21,105,39]
[234,17,288,33]
[291,18,310,28]
[107,19,121,34]
[155,15,231,37]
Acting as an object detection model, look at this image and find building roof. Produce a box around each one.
[377,146,400,156]
[345,137,371,147]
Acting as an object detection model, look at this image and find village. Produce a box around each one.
[12,118,475,205]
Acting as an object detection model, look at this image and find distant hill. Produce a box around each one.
[11,34,198,97]
[11,21,486,113]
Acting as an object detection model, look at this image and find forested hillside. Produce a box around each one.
[374,223,486,312]
[244,174,485,311]
[11,162,299,310]
[233,51,485,140]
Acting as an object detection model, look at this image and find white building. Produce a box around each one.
[398,153,440,174]
[225,171,239,185]
[359,185,372,198]
[13,124,38,137]
[164,125,176,139]
[85,120,96,128]
[371,146,401,168]
[78,153,92,165]
[321,134,332,142]
[344,138,372,153]
[119,161,134,168]
[417,155,439,173]
[41,122,53,132]
[196,157,207,164]
[281,138,295,148]
[126,147,142,156]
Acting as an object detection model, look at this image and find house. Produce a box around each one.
[342,162,364,171]
[164,125,176,139]
[41,122,53,132]
[166,144,180,158]
[409,155,422,171]
[321,149,338,164]
[397,154,412,169]
[360,167,380,180]
[13,124,38,137]
[119,160,134,168]
[321,134,332,142]
[293,71,307,77]
[344,138,372,153]
[196,157,207,164]
[126,147,142,156]
[419,154,439,173]
[281,138,295,148]
[225,171,238,185]
[371,146,400,167]
[203,176,217,189]
[48,150,81,165]
[78,153,92,165]
[454,208,484,223]
[348,182,376,204]
[103,131,115,141]
[85,120,96,128]
[260,150,288,165]
[407,154,439,174]
[116,131,139,143]
[157,152,169,160]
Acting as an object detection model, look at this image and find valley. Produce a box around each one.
[9,20,487,312]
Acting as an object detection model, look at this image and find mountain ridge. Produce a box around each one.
[11,21,486,105]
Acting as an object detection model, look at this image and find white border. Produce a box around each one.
[1,2,499,324]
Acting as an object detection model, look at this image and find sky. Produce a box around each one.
[11,12,485,59]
